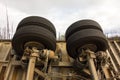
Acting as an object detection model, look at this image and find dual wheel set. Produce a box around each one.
[12,16,108,59]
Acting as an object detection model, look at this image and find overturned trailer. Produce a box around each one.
[0,16,120,80]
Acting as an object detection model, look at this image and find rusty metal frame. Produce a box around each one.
[0,40,120,80]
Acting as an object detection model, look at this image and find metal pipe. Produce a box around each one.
[101,66,111,79]
[106,50,118,72]
[109,42,120,67]
[26,56,36,80]
[4,55,16,80]
[87,52,99,80]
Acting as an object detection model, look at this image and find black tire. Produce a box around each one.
[66,29,108,58]
[16,16,56,37]
[65,19,103,40]
[73,59,87,70]
[12,25,56,56]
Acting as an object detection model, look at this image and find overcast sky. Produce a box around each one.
[0,0,120,37]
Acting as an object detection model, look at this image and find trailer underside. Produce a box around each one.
[0,39,120,80]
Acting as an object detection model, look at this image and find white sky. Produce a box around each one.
[0,0,120,37]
